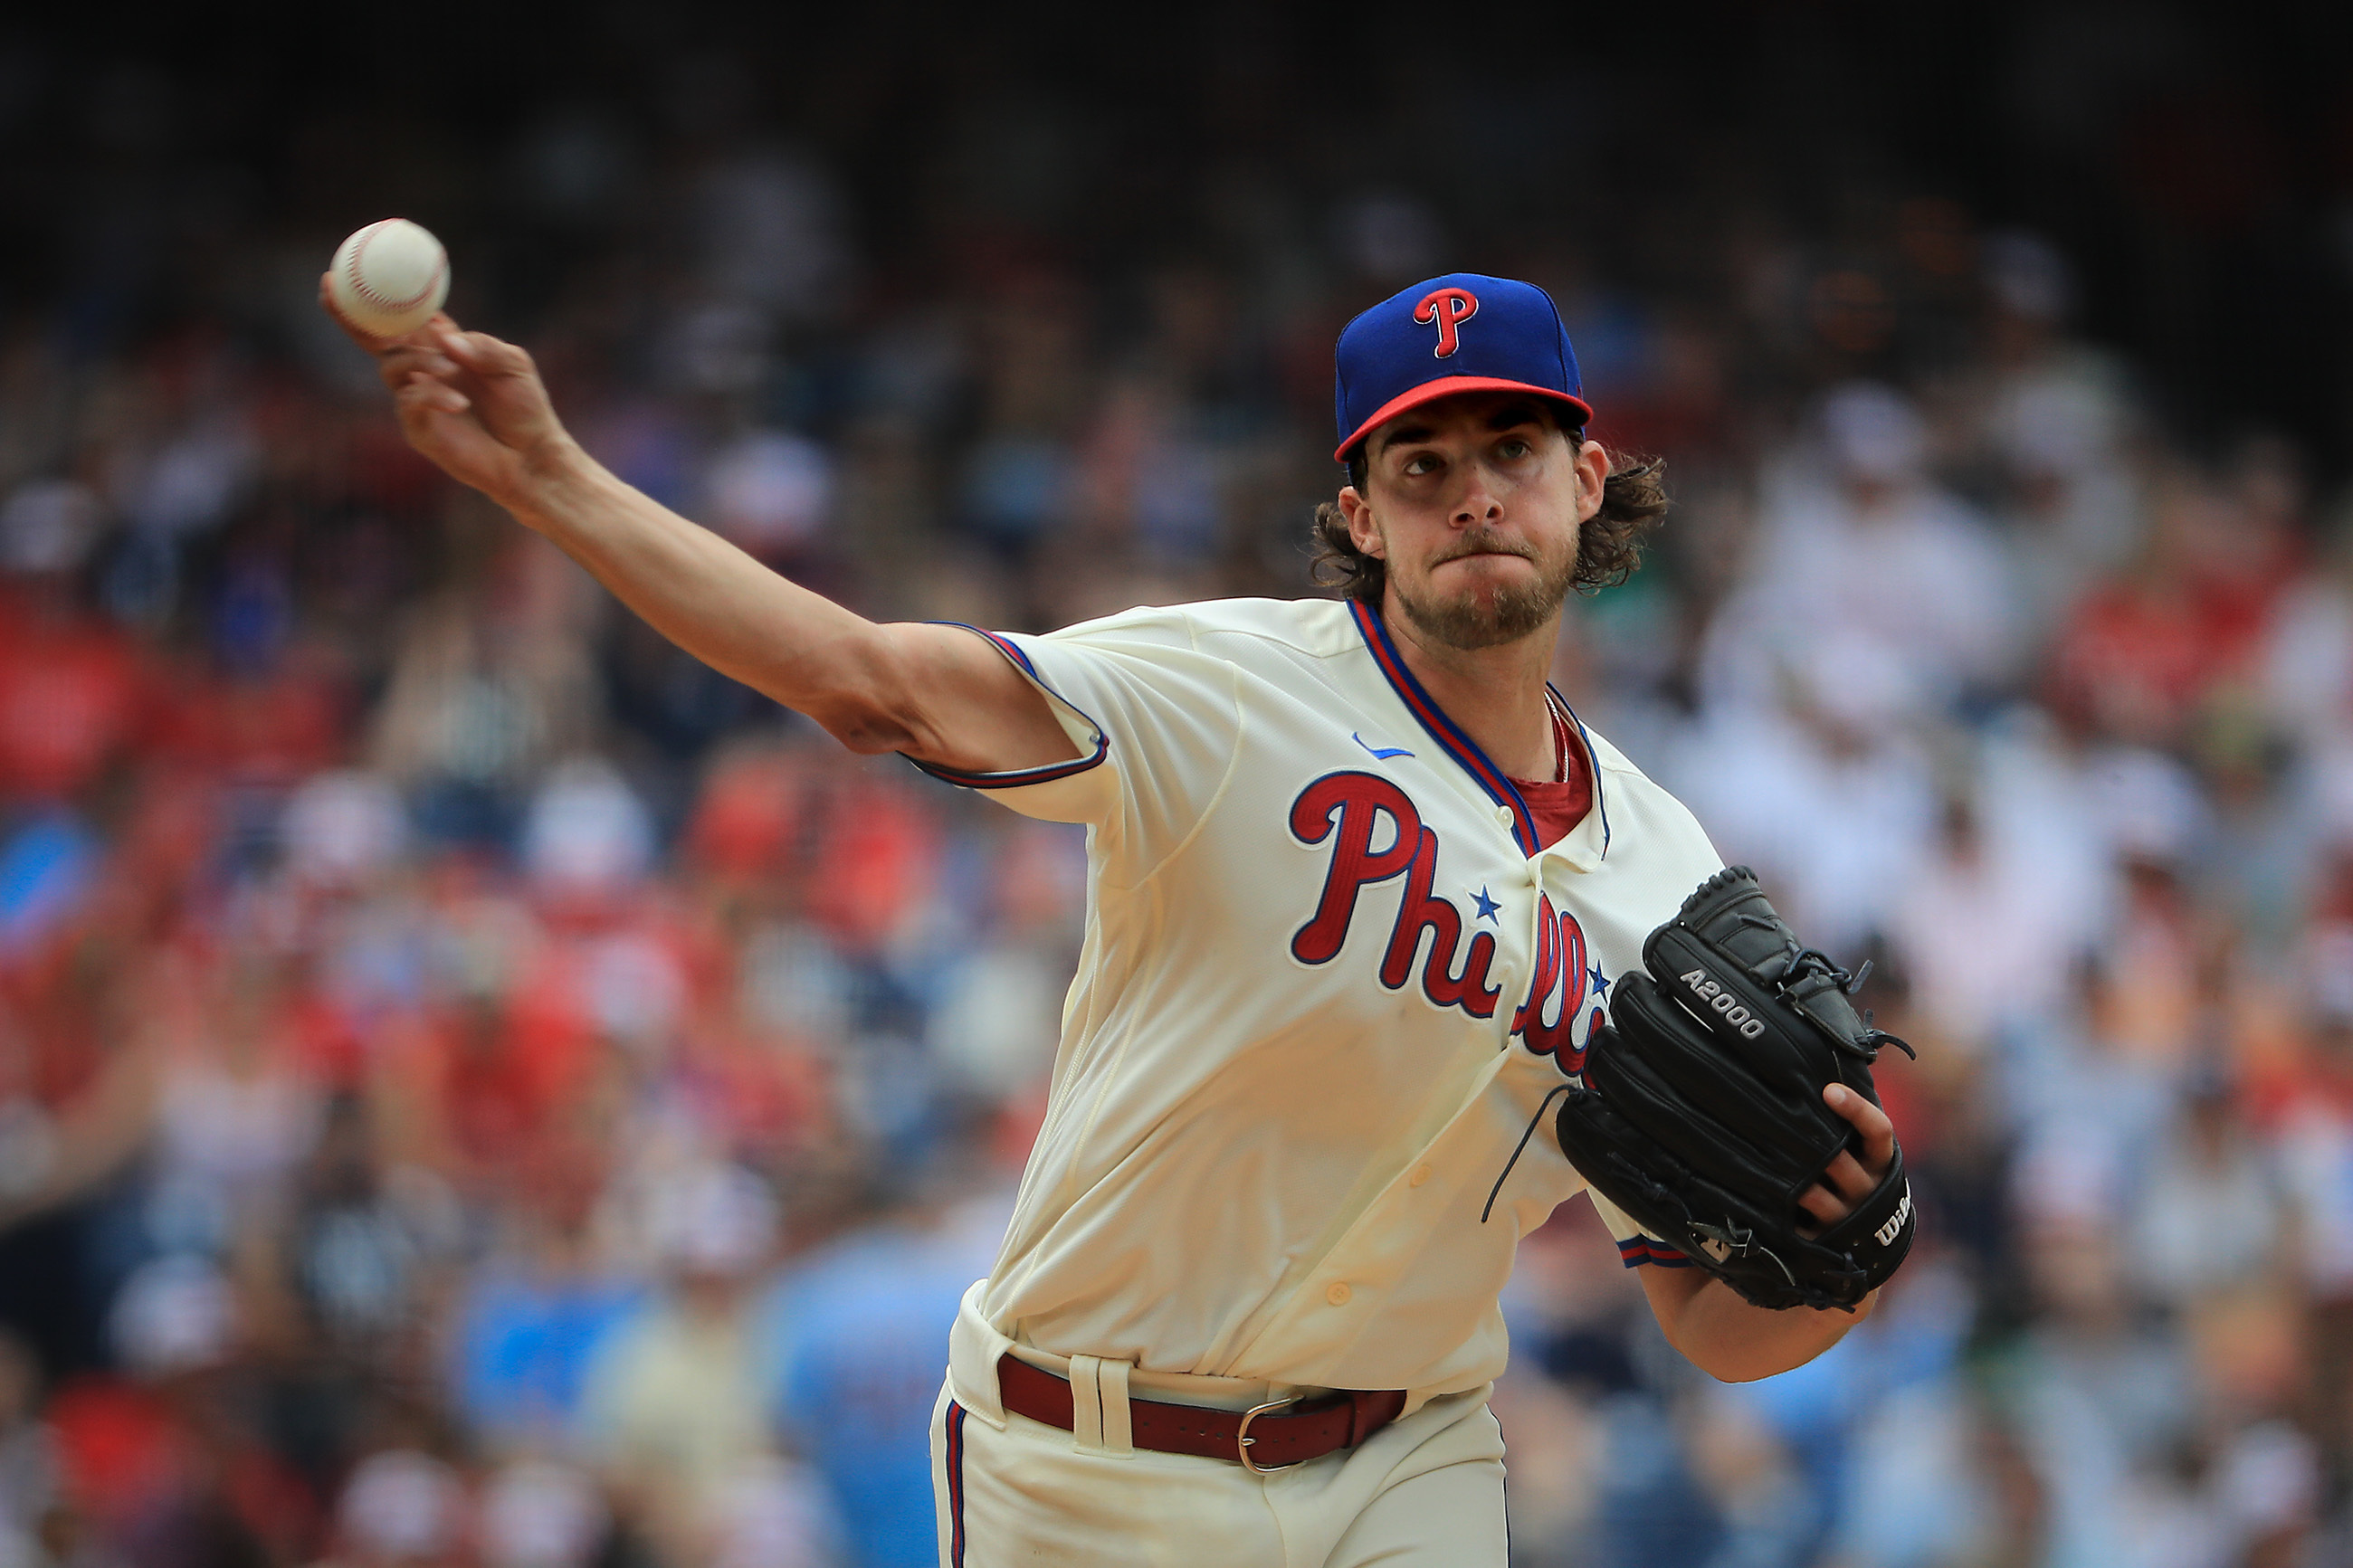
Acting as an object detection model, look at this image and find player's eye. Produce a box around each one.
[1400,452,1439,476]
[1496,436,1533,460]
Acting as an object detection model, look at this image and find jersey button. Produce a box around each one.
[1325,1281,1352,1307]
[1409,1164,1432,1188]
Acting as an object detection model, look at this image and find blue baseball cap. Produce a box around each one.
[1331,272,1591,462]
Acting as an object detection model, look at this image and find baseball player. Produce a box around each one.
[329,269,1899,1566]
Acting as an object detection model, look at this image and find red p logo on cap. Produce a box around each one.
[1412,287,1479,357]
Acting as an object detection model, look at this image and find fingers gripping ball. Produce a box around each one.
[1556,867,1918,1311]
[328,219,450,340]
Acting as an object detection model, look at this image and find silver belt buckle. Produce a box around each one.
[1235,1393,1304,1476]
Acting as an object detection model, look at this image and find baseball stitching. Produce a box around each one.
[344,221,446,313]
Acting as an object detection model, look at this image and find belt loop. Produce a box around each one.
[946,1280,1012,1430]
[1067,1356,1135,1458]
[1097,1359,1133,1457]
[1068,1355,1107,1452]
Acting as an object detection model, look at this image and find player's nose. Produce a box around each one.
[1451,480,1505,528]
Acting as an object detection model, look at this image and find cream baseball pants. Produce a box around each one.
[929,1282,1508,1567]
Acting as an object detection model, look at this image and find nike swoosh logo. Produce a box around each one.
[1353,732,1415,760]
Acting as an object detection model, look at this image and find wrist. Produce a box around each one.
[502,433,605,533]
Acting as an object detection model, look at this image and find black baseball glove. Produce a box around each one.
[1555,866,1916,1311]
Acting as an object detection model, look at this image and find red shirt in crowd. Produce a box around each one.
[0,595,148,802]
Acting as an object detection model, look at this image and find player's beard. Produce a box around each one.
[1387,527,1580,651]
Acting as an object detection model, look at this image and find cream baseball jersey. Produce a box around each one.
[914,596,1723,1401]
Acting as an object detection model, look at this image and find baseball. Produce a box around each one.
[326,218,450,340]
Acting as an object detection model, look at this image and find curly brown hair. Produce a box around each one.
[1310,433,1671,604]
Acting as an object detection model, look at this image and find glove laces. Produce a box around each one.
[1734,916,1917,1062]
[1481,1082,1577,1224]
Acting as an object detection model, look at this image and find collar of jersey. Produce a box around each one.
[1347,600,1608,860]
[1558,692,1612,860]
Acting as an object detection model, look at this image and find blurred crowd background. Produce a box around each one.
[3,4,2353,1565]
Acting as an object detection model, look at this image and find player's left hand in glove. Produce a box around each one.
[1556,867,1916,1312]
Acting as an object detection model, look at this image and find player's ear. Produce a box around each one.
[1338,487,1387,560]
[1574,439,1610,524]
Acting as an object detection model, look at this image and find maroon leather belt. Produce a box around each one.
[995,1352,1406,1474]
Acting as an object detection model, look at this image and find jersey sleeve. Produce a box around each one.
[907,608,1243,862]
[1586,1190,1691,1269]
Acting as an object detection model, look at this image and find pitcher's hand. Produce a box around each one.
[319,277,572,511]
[1796,1084,1896,1233]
